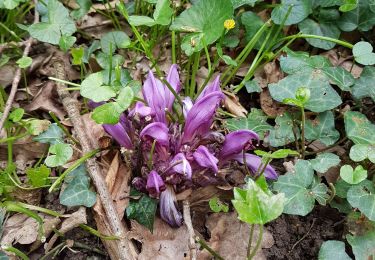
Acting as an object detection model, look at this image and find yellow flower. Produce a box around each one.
[224,19,235,30]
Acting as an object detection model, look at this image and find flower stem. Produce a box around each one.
[247,224,255,257]
[171,30,176,64]
[48,77,81,88]
[278,33,354,49]
[300,107,306,159]
[195,236,224,260]
[248,225,263,260]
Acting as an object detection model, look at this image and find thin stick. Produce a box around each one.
[183,200,197,260]
[288,219,316,255]
[52,56,138,260]
[195,236,224,260]
[0,0,39,132]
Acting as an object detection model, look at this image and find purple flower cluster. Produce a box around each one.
[100,65,277,227]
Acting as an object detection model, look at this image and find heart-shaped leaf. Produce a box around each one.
[80,72,116,102]
[45,143,73,167]
[310,153,341,174]
[338,1,375,31]
[350,144,375,163]
[16,56,32,68]
[353,41,375,65]
[100,31,131,54]
[340,165,367,185]
[91,102,123,124]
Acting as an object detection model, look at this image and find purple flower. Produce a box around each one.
[160,186,182,227]
[165,64,181,110]
[196,75,220,101]
[146,170,166,198]
[182,97,193,119]
[102,123,133,149]
[232,153,278,180]
[193,145,219,173]
[140,122,169,146]
[129,101,154,118]
[182,92,224,143]
[170,153,192,179]
[220,130,259,161]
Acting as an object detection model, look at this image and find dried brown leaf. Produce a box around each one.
[224,92,247,117]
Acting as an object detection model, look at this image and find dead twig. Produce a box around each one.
[288,218,316,255]
[0,0,39,132]
[52,56,137,260]
[183,200,197,260]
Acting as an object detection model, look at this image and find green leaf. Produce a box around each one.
[271,0,312,25]
[352,66,375,102]
[45,143,73,167]
[311,179,330,205]
[245,80,261,93]
[346,232,375,260]
[310,153,341,173]
[269,70,342,113]
[170,0,233,55]
[0,251,8,260]
[340,165,367,185]
[350,144,375,163]
[225,108,272,140]
[80,72,116,102]
[153,0,173,25]
[339,0,358,12]
[321,67,355,91]
[27,0,76,45]
[217,45,237,66]
[116,86,134,110]
[231,0,260,8]
[128,15,156,26]
[126,191,157,231]
[337,1,375,31]
[9,108,24,122]
[71,46,84,65]
[344,111,375,144]
[318,240,351,260]
[353,41,375,66]
[60,165,96,207]
[232,178,285,225]
[26,164,50,187]
[33,123,64,144]
[274,160,328,216]
[59,35,76,52]
[298,19,340,50]
[25,119,51,135]
[267,112,297,147]
[305,111,339,146]
[100,31,131,54]
[209,197,229,213]
[71,0,92,20]
[0,0,25,9]
[255,149,299,159]
[16,56,32,69]
[95,52,125,70]
[91,102,123,124]
[347,180,375,221]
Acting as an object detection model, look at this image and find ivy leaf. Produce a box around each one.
[126,190,157,231]
[310,153,341,174]
[347,180,375,221]
[346,232,375,260]
[59,35,76,52]
[60,165,96,207]
[344,111,375,144]
[268,70,342,113]
[318,240,351,260]
[100,31,131,54]
[271,0,312,25]
[71,0,92,20]
[321,67,355,91]
[27,0,76,45]
[352,66,375,102]
[232,178,285,225]
[45,143,73,167]
[340,165,367,185]
[170,0,233,55]
[26,164,50,187]
[353,41,375,66]
[267,112,298,147]
[305,111,340,146]
[80,72,116,102]
[274,160,328,216]
[33,123,64,144]
[225,108,272,140]
[209,197,229,213]
[349,144,375,163]
[16,56,32,68]
[91,102,123,124]
[298,19,340,50]
[337,1,375,32]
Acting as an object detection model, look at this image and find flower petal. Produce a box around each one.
[160,186,182,227]
[171,153,192,179]
[196,75,221,101]
[233,153,278,180]
[103,123,133,149]
[140,122,169,146]
[193,145,219,173]
[182,91,224,143]
[220,130,259,160]
[165,64,181,110]
[129,101,154,118]
[182,97,193,119]
[146,170,166,198]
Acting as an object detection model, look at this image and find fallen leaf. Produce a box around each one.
[198,212,274,260]
[224,91,247,117]
[260,89,286,117]
[0,64,17,87]
[81,113,107,150]
[129,218,190,260]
